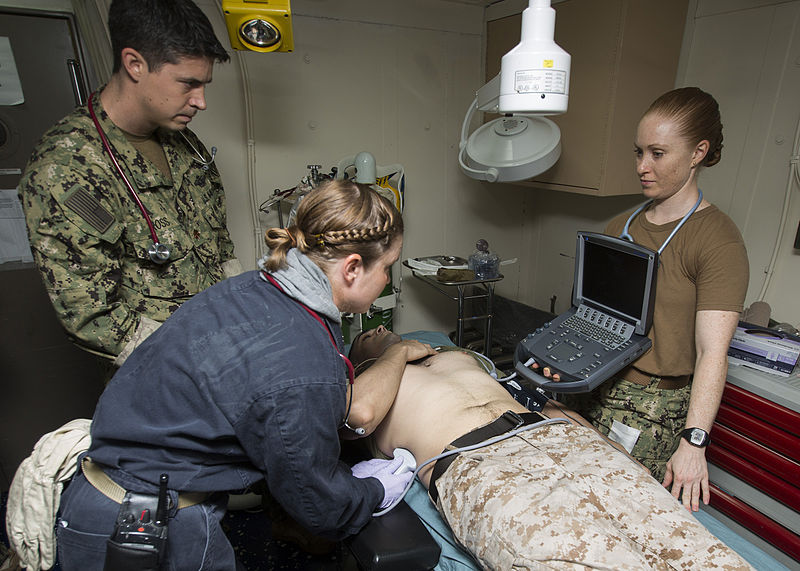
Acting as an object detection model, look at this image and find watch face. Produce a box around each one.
[690,429,705,445]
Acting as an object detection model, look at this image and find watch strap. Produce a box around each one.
[681,427,710,447]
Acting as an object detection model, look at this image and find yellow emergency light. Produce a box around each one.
[222,0,294,53]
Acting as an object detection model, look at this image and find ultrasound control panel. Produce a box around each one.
[564,305,634,349]
[513,306,652,393]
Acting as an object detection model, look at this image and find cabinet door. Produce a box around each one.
[0,9,89,190]
[486,0,688,196]
[0,9,102,493]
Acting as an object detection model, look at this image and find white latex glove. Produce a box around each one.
[351,457,414,509]
[114,316,161,367]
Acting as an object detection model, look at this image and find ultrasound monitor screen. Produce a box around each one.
[581,238,649,320]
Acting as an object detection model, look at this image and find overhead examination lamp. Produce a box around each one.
[459,0,570,183]
[222,0,294,53]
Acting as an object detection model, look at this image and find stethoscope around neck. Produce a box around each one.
[620,190,703,254]
[88,92,173,264]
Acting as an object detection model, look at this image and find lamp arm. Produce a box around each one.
[458,146,499,182]
[460,96,478,151]
[458,96,500,182]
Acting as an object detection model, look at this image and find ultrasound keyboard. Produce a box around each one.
[562,305,634,349]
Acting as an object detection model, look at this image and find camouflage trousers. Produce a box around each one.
[434,422,752,570]
[562,375,692,482]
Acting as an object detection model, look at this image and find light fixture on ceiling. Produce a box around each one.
[222,0,294,53]
[459,0,570,182]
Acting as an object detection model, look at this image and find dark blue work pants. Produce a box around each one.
[56,470,237,570]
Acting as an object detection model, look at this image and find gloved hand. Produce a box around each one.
[351,457,414,509]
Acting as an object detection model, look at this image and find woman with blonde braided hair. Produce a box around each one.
[264,178,402,277]
[56,179,434,569]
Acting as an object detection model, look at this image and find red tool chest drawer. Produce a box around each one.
[709,378,800,563]
[709,484,800,562]
[720,383,799,437]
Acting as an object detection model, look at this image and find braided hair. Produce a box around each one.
[263,179,403,272]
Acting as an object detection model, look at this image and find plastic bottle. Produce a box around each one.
[468,239,500,280]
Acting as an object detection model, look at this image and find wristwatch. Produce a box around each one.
[681,427,710,447]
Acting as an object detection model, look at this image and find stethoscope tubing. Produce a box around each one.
[261,271,359,434]
[87,92,169,263]
[620,189,703,254]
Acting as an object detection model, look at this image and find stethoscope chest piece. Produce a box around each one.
[148,242,171,264]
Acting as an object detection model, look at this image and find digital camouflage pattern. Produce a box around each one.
[434,422,753,570]
[564,375,692,482]
[19,91,236,359]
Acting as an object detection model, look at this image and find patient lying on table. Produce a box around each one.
[349,328,753,570]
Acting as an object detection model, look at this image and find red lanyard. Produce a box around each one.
[262,272,354,385]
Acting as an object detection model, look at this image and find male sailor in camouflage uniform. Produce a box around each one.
[19,0,241,367]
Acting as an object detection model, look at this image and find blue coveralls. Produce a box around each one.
[56,263,383,570]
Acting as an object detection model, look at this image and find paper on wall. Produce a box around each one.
[0,36,24,105]
[0,189,33,263]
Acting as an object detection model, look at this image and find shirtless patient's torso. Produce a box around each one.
[370,349,581,488]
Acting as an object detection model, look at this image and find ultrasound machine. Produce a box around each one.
[514,231,659,393]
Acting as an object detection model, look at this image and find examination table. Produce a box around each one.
[343,330,793,571]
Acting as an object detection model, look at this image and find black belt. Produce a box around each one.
[428,410,546,503]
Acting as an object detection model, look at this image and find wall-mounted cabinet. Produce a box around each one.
[486,0,689,196]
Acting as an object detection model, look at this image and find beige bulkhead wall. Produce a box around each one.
[187,0,511,336]
[678,0,800,328]
[5,0,799,333]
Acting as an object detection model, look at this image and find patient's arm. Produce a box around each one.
[342,340,435,439]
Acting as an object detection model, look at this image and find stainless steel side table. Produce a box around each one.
[403,260,503,356]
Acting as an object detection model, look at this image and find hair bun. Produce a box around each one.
[705,143,722,167]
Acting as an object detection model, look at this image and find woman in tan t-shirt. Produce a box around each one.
[543,87,748,513]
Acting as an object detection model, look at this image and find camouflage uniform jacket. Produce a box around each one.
[19,92,237,359]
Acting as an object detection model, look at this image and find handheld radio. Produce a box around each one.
[103,473,170,571]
